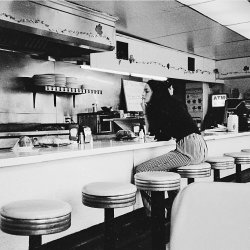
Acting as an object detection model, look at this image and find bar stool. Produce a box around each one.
[177,162,211,184]
[82,182,137,250]
[206,156,235,181]
[224,152,250,183]
[134,171,181,250]
[0,199,72,250]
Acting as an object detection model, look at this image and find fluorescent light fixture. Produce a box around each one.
[130,73,167,81]
[80,65,167,80]
[80,65,130,75]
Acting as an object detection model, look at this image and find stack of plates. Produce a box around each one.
[66,77,82,88]
[33,74,67,87]
[54,74,66,87]
[33,74,56,86]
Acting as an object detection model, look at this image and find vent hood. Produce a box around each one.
[0,0,118,61]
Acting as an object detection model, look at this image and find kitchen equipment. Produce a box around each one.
[77,113,119,134]
[78,126,92,143]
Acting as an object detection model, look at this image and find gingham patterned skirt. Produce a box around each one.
[135,133,208,173]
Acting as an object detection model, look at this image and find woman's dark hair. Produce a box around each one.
[146,79,172,105]
[145,79,173,136]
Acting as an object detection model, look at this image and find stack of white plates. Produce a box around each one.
[33,74,56,86]
[66,77,82,88]
[54,74,66,87]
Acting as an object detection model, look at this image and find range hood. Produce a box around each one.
[0,0,118,62]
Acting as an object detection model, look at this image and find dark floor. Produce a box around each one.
[38,169,250,250]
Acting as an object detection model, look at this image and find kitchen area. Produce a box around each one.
[1,1,250,249]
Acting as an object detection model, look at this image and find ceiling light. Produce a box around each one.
[130,73,167,81]
[80,65,130,75]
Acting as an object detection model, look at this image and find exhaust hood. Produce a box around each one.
[0,0,118,61]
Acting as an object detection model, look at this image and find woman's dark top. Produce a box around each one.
[146,96,200,142]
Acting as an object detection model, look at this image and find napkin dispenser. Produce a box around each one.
[78,126,92,143]
[227,114,238,132]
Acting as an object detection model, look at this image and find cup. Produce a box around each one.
[119,110,124,118]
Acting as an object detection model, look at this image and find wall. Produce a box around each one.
[91,34,217,83]
[0,50,129,125]
[0,34,226,127]
[216,57,250,98]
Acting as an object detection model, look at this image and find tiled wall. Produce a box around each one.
[0,50,131,124]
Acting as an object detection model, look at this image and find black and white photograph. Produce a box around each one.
[0,0,250,249]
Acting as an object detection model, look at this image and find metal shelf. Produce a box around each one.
[32,85,102,108]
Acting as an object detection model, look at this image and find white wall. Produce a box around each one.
[91,34,217,83]
[216,57,250,98]
[0,50,128,124]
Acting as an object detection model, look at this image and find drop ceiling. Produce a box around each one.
[69,0,250,61]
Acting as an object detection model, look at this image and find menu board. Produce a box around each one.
[123,80,146,112]
[186,87,203,113]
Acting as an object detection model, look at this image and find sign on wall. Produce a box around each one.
[186,87,203,113]
[211,94,227,108]
[123,80,145,112]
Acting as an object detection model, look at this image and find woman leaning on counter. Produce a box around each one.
[135,79,208,173]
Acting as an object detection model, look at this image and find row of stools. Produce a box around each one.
[177,149,250,184]
[1,149,250,250]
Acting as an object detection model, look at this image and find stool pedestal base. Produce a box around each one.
[29,235,42,250]
[104,208,115,250]
[151,191,165,250]
[236,164,242,183]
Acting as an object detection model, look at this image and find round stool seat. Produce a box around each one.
[206,156,235,170]
[224,152,250,164]
[134,172,181,191]
[0,199,72,236]
[242,149,250,153]
[82,182,137,208]
[177,162,211,178]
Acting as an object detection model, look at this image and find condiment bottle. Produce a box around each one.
[92,103,97,113]
[79,132,84,144]
[139,129,145,141]
[69,124,79,141]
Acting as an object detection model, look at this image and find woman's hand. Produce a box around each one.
[141,98,146,114]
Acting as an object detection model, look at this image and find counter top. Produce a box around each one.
[1,131,250,168]
[0,139,175,168]
[202,130,250,140]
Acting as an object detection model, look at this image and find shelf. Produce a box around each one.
[33,85,102,95]
[31,85,102,108]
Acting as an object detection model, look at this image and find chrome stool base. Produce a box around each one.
[134,171,181,250]
[82,182,137,250]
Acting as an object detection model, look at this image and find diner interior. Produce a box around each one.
[0,1,250,250]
